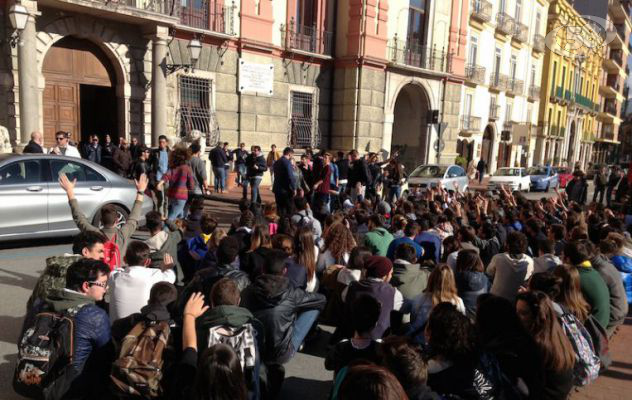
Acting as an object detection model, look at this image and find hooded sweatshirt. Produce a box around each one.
[487,252,534,301]
[611,254,632,303]
[27,254,82,311]
[391,260,431,300]
[455,271,490,319]
[364,227,394,256]
[533,253,562,274]
[590,255,628,332]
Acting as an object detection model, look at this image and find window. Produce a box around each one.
[407,0,430,47]
[447,166,464,178]
[178,76,213,140]
[510,55,517,79]
[493,47,502,79]
[506,102,513,122]
[469,36,478,64]
[515,0,522,22]
[296,0,315,28]
[50,160,105,182]
[551,61,557,93]
[0,160,43,185]
[499,0,506,13]
[535,11,541,34]
[290,91,314,148]
[530,65,536,86]
[561,66,566,90]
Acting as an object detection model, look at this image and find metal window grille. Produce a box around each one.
[290,91,314,148]
[177,76,218,144]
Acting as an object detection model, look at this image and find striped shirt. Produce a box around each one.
[162,165,195,200]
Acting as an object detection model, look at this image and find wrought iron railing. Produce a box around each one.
[461,115,482,132]
[489,72,509,91]
[388,38,452,73]
[471,0,492,23]
[610,48,624,66]
[179,1,236,34]
[513,22,529,43]
[496,12,515,36]
[489,104,500,120]
[533,34,545,52]
[528,85,540,100]
[507,78,524,96]
[282,19,334,56]
[465,64,486,85]
[604,99,618,115]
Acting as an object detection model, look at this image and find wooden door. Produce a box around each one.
[43,82,79,148]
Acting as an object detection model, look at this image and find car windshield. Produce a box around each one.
[528,167,548,175]
[410,166,447,178]
[494,168,522,177]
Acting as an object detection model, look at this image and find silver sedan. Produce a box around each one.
[0,153,153,241]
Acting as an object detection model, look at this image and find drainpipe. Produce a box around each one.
[327,0,338,149]
[352,0,367,151]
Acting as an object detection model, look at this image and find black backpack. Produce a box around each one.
[13,305,86,399]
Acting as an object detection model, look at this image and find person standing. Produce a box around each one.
[188,142,209,201]
[273,147,297,217]
[348,150,370,202]
[233,142,248,187]
[606,168,625,208]
[151,135,170,217]
[85,135,102,165]
[101,134,117,170]
[131,146,151,182]
[244,145,267,204]
[157,146,196,221]
[336,151,350,194]
[48,131,81,158]
[209,142,228,194]
[565,171,588,204]
[312,152,332,216]
[267,144,280,186]
[113,139,132,177]
[476,158,486,184]
[129,136,142,161]
[593,166,608,204]
[384,158,405,202]
[23,131,44,153]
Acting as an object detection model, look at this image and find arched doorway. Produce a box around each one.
[481,125,494,167]
[457,139,475,163]
[391,83,430,171]
[42,37,118,147]
[567,121,576,162]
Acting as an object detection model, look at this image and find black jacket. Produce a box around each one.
[349,158,371,187]
[23,140,43,154]
[233,148,248,165]
[565,178,588,204]
[242,274,325,363]
[246,154,267,178]
[209,146,229,168]
[336,158,350,180]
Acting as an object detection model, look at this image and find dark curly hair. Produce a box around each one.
[426,302,477,363]
[169,145,191,168]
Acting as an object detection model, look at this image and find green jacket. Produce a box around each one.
[578,263,611,330]
[364,227,394,257]
[27,254,82,311]
[69,198,143,254]
[391,261,431,300]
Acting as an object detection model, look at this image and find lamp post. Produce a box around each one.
[166,38,202,74]
[8,4,29,46]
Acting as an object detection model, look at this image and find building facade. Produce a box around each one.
[1,0,476,172]
[534,0,602,170]
[460,0,548,173]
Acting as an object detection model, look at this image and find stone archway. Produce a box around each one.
[391,83,431,171]
[481,124,495,167]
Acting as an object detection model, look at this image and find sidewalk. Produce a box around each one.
[571,310,632,400]
[205,183,275,204]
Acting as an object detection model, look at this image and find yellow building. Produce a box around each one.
[535,0,603,169]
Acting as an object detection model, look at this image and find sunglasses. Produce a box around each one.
[56,137,66,141]
[88,280,108,289]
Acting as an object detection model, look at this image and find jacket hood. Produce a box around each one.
[44,254,83,277]
[456,271,489,291]
[611,255,632,273]
[47,289,94,312]
[139,303,171,322]
[146,231,169,252]
[252,274,289,305]
[499,253,532,270]
[198,305,254,328]
[590,254,614,271]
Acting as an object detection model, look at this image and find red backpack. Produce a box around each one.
[103,236,121,271]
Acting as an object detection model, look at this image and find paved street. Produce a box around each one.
[4,185,632,400]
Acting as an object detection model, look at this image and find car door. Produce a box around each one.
[445,166,461,190]
[0,159,48,237]
[47,159,110,233]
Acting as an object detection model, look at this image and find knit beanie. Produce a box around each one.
[364,256,393,279]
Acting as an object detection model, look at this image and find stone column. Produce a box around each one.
[148,26,169,146]
[17,1,39,146]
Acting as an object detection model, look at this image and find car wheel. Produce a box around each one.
[93,204,129,230]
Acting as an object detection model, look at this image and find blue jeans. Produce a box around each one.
[213,167,226,191]
[290,309,320,354]
[236,164,246,185]
[388,185,401,202]
[167,199,187,221]
[244,176,262,203]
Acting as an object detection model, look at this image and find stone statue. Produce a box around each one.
[0,126,12,154]
[178,129,207,154]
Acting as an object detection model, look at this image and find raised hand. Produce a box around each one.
[183,292,209,319]
[135,173,148,193]
[58,173,77,198]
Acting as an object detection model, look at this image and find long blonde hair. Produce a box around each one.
[425,264,459,307]
[296,226,317,281]
[554,264,590,323]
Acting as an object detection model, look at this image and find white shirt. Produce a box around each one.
[108,266,176,322]
[48,145,81,158]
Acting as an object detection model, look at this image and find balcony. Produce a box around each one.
[496,12,515,36]
[533,34,545,53]
[179,1,236,34]
[282,21,333,56]
[601,123,618,142]
[602,74,622,97]
[550,125,559,137]
[614,23,629,46]
[471,0,492,23]
[489,104,500,120]
[575,93,593,110]
[564,89,573,102]
[605,48,624,71]
[551,86,564,102]
[507,78,524,96]
[604,99,619,116]
[513,22,529,44]
[609,0,631,22]
[388,38,452,73]
[461,115,482,135]
[489,72,509,91]
[528,85,541,101]
[465,64,486,85]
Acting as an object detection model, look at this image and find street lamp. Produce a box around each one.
[166,38,202,74]
[8,4,29,48]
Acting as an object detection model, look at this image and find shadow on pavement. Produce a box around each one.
[0,237,73,251]
[0,268,40,292]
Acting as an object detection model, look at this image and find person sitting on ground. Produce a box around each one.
[108,240,176,322]
[533,238,562,273]
[342,256,403,340]
[515,291,576,400]
[407,264,466,343]
[27,231,107,311]
[549,224,567,257]
[175,292,248,400]
[386,221,424,261]
[272,233,307,290]
[363,215,395,257]
[238,224,273,279]
[241,250,326,365]
[58,172,148,262]
[600,235,632,304]
[325,295,382,376]
[182,196,206,240]
[295,226,319,292]
[379,336,441,400]
[231,210,255,253]
[22,259,112,399]
[291,196,323,240]
[563,240,611,330]
[183,213,218,271]
[317,222,356,273]
[486,231,534,301]
[454,249,489,319]
[390,243,432,302]
[144,211,185,284]
[337,363,408,400]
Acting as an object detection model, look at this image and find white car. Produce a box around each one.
[488,167,531,192]
[405,164,469,193]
